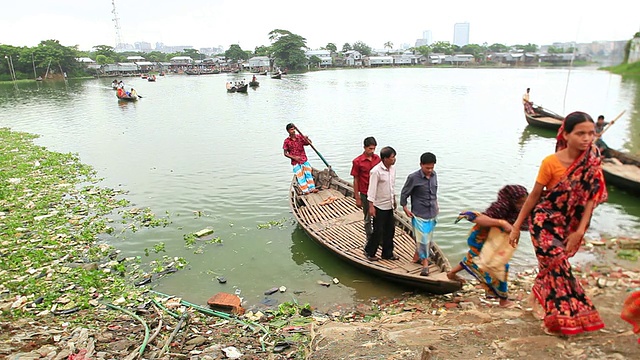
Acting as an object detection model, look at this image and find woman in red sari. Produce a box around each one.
[508,111,607,336]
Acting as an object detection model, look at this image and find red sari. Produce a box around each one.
[529,143,607,335]
[621,291,640,343]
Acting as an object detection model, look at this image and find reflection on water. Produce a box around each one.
[1,68,639,308]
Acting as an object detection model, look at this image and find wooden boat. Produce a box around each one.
[258,71,268,76]
[235,84,248,93]
[602,148,640,196]
[524,105,564,131]
[289,168,462,294]
[271,73,282,79]
[116,94,138,101]
[147,75,156,82]
[249,81,259,87]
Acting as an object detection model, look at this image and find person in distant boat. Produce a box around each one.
[447,184,528,307]
[400,152,439,276]
[252,75,257,83]
[283,123,318,195]
[351,137,380,222]
[364,146,398,262]
[226,82,232,90]
[509,111,607,337]
[130,88,138,98]
[523,87,534,114]
[117,87,125,98]
[594,115,609,152]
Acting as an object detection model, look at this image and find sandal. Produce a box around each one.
[420,268,429,276]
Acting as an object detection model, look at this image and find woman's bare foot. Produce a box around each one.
[499,299,516,308]
[446,271,466,283]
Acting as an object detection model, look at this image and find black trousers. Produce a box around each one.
[364,207,395,258]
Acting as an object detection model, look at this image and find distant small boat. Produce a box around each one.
[148,75,156,82]
[258,71,268,76]
[226,84,248,93]
[249,81,259,87]
[524,104,564,131]
[141,74,148,79]
[271,73,282,79]
[116,94,138,101]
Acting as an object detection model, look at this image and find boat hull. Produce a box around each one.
[289,168,462,294]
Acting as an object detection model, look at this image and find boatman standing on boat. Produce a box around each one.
[351,137,380,222]
[283,123,318,195]
[364,146,398,262]
[523,87,534,114]
[400,152,439,276]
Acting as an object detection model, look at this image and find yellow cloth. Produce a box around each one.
[536,154,567,189]
[522,92,530,104]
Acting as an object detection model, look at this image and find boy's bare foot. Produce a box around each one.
[446,271,466,283]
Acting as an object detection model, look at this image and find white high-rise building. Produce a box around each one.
[415,30,433,48]
[453,22,470,46]
[422,30,433,45]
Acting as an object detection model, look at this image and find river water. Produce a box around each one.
[1,68,639,309]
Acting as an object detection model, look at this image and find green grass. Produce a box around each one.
[602,61,640,76]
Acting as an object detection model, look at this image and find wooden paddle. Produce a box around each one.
[598,110,625,137]
[292,125,331,168]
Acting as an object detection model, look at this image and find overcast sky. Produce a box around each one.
[2,0,638,51]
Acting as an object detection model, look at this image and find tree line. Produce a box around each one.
[3,29,633,81]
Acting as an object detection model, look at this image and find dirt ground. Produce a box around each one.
[2,245,639,360]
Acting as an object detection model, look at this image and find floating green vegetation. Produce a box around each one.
[0,128,178,322]
[257,217,288,229]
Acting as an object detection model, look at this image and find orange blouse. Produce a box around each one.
[536,154,567,189]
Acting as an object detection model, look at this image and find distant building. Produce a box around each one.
[248,56,270,69]
[126,56,145,62]
[134,42,152,52]
[453,22,470,47]
[344,50,362,67]
[366,56,393,67]
[422,30,432,45]
[305,50,332,66]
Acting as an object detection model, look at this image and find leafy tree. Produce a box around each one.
[488,43,509,53]
[33,40,83,76]
[430,41,455,55]
[254,45,271,56]
[95,54,109,65]
[309,55,322,67]
[547,46,563,54]
[413,45,431,57]
[145,51,166,62]
[93,45,116,58]
[268,29,308,70]
[352,41,372,56]
[182,48,202,60]
[342,43,352,52]
[325,43,337,53]
[383,41,393,54]
[225,44,248,62]
[460,44,484,60]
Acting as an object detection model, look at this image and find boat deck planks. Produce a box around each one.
[290,170,462,294]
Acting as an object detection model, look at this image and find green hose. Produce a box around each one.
[149,290,270,350]
[105,302,150,357]
[151,298,181,319]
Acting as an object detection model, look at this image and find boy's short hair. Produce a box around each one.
[420,152,437,164]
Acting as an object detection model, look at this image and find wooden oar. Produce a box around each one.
[292,124,331,169]
[598,110,625,137]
